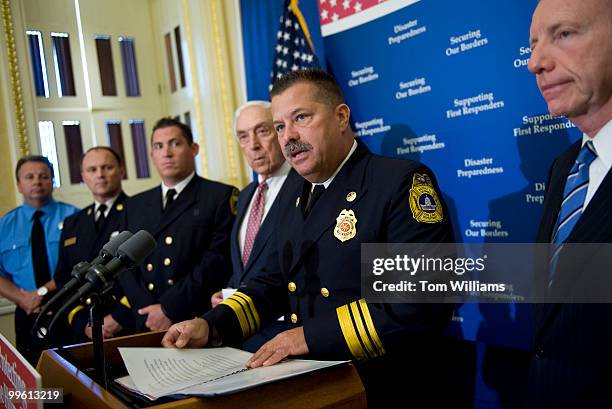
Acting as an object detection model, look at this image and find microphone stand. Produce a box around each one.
[88,291,108,389]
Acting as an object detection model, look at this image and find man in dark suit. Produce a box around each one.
[211,101,291,304]
[123,117,236,333]
[210,100,299,350]
[527,0,612,406]
[55,146,133,342]
[163,69,454,406]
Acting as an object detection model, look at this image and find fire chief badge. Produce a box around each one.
[334,209,357,242]
[409,173,443,223]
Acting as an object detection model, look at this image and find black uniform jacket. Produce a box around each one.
[205,142,455,360]
[123,175,236,330]
[54,192,133,338]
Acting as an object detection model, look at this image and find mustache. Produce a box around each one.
[284,140,313,156]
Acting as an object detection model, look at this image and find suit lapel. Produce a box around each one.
[288,144,370,274]
[567,167,612,243]
[78,204,99,260]
[536,142,612,341]
[547,167,612,294]
[153,177,198,236]
[537,142,580,243]
[534,144,579,340]
[233,182,257,274]
[242,174,295,275]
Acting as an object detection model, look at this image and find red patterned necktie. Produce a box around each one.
[242,180,268,266]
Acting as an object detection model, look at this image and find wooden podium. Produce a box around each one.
[37,331,366,409]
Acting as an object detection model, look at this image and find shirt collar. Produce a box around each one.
[257,160,290,184]
[162,171,195,198]
[94,193,120,212]
[582,119,612,170]
[23,198,56,220]
[317,140,358,189]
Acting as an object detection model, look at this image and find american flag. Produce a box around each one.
[319,0,388,23]
[270,0,320,90]
[319,0,415,37]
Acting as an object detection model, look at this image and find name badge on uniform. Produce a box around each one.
[409,173,443,223]
[64,237,77,247]
[334,209,357,242]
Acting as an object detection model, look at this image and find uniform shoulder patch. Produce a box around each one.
[409,173,444,223]
[230,188,239,216]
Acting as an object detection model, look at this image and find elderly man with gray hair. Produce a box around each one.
[210,100,298,350]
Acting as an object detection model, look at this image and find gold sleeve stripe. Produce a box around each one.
[349,301,377,358]
[358,299,386,357]
[119,296,131,309]
[227,293,256,334]
[336,304,367,360]
[222,298,251,338]
[233,292,261,332]
[68,305,84,325]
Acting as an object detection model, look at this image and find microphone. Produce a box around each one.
[45,230,156,335]
[79,230,156,295]
[39,231,133,317]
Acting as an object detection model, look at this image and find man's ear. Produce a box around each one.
[336,104,351,131]
[191,142,200,156]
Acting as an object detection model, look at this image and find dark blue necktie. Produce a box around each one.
[549,140,597,284]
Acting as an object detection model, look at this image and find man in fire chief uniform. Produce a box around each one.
[55,147,133,342]
[163,69,455,406]
[123,117,236,332]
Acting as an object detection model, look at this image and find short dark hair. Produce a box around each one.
[80,146,123,170]
[15,155,54,181]
[152,117,194,144]
[270,69,345,108]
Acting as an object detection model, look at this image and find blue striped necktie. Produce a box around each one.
[549,140,597,284]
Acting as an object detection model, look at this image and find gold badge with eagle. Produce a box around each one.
[334,209,357,242]
[409,173,443,223]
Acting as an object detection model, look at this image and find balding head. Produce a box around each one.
[528,0,612,136]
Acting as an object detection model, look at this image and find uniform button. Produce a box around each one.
[147,283,155,291]
[163,257,171,266]
[85,298,92,305]
[321,287,330,298]
[290,313,298,323]
[165,236,173,245]
[146,263,153,272]
[288,282,297,292]
[167,279,174,286]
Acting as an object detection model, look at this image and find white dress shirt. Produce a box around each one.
[238,161,291,255]
[161,171,195,208]
[94,194,120,221]
[584,119,612,208]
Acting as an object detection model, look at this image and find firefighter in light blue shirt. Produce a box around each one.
[0,155,77,364]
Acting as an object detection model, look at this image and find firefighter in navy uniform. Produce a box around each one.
[54,147,133,342]
[163,70,455,407]
[123,118,236,333]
